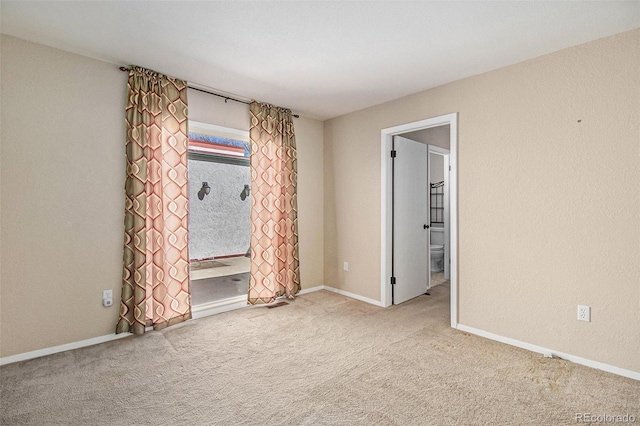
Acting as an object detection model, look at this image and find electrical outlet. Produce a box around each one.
[577,305,590,322]
[103,289,114,308]
[343,262,349,271]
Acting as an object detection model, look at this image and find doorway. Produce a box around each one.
[380,113,458,328]
[187,121,251,312]
[428,145,450,287]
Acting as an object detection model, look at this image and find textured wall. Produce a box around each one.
[1,35,127,357]
[0,35,324,358]
[188,160,251,259]
[324,29,640,372]
[429,152,445,184]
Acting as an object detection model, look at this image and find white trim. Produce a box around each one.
[1,287,326,366]
[428,146,451,280]
[324,286,385,307]
[426,143,432,290]
[188,121,249,140]
[298,285,325,295]
[428,145,450,156]
[443,152,451,280]
[189,145,246,157]
[380,132,393,307]
[191,295,249,319]
[449,114,458,328]
[191,286,327,320]
[456,324,640,381]
[381,113,459,328]
[0,333,132,366]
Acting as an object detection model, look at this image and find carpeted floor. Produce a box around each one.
[430,271,447,287]
[1,284,638,425]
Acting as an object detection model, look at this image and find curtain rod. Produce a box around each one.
[119,67,299,118]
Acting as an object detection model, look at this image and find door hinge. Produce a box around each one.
[391,150,397,158]
[449,165,451,171]
[391,276,396,285]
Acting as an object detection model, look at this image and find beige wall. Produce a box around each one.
[324,29,640,372]
[0,35,324,358]
[1,35,127,358]
[2,29,637,374]
[429,152,445,185]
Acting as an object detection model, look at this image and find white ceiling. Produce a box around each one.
[2,1,639,120]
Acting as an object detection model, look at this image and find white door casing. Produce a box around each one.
[380,112,458,328]
[428,145,451,280]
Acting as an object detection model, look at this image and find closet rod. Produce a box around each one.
[119,66,299,118]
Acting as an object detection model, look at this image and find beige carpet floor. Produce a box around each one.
[430,271,447,287]
[1,284,638,425]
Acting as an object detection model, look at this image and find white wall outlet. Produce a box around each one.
[343,262,349,271]
[577,305,590,322]
[103,289,113,308]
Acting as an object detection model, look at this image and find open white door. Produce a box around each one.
[393,136,429,304]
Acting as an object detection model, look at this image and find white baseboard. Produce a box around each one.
[456,324,639,381]
[1,297,250,365]
[323,286,384,307]
[0,286,372,367]
[0,332,132,366]
[299,285,325,295]
[193,286,327,319]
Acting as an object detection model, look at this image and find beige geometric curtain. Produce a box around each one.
[248,101,301,304]
[116,66,191,335]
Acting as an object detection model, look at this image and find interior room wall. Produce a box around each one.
[429,153,445,185]
[323,29,640,372]
[0,35,324,358]
[1,35,127,358]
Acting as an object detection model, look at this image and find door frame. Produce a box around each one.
[380,113,458,328]
[428,145,450,281]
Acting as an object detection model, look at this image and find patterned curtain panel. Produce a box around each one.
[116,66,191,335]
[248,101,301,304]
